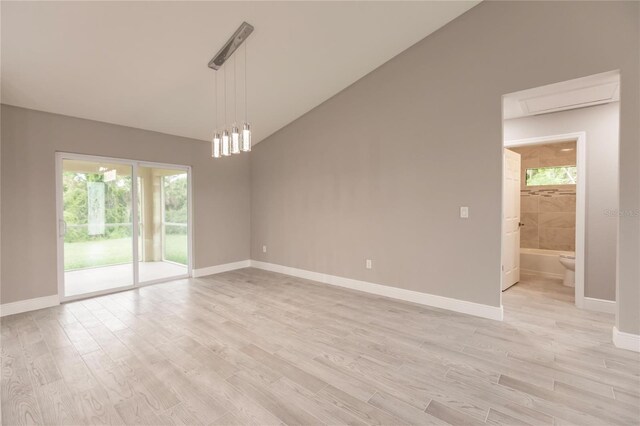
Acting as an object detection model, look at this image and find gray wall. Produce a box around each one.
[251,1,640,333]
[504,103,620,301]
[1,105,250,304]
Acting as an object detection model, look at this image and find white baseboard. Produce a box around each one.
[250,260,503,321]
[0,295,60,317]
[193,260,251,278]
[584,297,616,314]
[0,259,505,322]
[613,326,640,352]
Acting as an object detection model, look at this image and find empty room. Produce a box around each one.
[1,1,639,425]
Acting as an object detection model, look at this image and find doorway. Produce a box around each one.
[500,71,621,313]
[56,153,192,301]
[501,134,586,306]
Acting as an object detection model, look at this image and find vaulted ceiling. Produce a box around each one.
[1,1,479,145]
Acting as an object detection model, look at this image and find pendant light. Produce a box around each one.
[208,22,253,159]
[241,41,252,152]
[231,126,240,154]
[231,55,240,154]
[212,132,221,158]
[231,125,240,154]
[242,123,251,152]
[221,64,231,156]
[222,130,230,156]
[212,72,221,158]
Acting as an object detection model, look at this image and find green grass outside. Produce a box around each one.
[163,234,188,265]
[64,234,187,270]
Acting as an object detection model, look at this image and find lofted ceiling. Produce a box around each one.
[1,1,479,145]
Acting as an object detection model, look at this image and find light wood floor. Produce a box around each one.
[2,269,639,425]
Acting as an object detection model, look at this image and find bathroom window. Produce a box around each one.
[525,166,577,186]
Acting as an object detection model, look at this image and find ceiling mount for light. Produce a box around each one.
[208,22,253,70]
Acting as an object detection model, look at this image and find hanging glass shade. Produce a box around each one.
[222,130,231,156]
[212,132,221,158]
[242,122,251,152]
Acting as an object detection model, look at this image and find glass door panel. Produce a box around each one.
[62,159,134,297]
[138,166,188,283]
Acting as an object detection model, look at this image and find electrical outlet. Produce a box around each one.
[366,259,372,270]
[460,206,469,219]
[262,245,267,253]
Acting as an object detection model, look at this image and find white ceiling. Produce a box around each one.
[1,1,479,145]
[503,71,621,120]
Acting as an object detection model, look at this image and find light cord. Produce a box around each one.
[234,54,237,125]
[214,71,218,131]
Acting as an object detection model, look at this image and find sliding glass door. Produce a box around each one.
[61,159,134,297]
[137,165,188,283]
[57,154,191,300]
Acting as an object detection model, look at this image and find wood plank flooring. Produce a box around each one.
[2,268,639,425]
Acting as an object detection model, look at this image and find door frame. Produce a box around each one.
[501,132,586,309]
[55,152,193,302]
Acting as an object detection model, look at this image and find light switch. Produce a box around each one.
[366,259,372,269]
[460,206,469,219]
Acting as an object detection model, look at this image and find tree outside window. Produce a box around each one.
[525,166,577,186]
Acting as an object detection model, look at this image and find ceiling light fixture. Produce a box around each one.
[209,22,253,159]
[241,41,251,152]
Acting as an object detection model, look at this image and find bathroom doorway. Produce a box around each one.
[500,70,620,314]
[502,134,585,306]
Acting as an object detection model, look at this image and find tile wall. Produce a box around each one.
[510,141,576,251]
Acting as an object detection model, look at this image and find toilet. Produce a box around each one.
[558,254,576,287]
